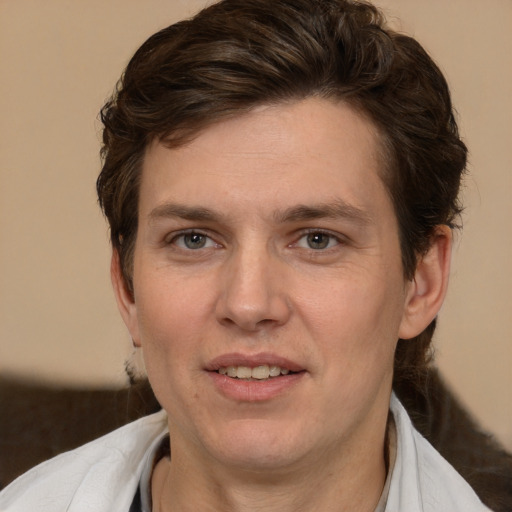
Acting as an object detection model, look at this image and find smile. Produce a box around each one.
[218,365,292,380]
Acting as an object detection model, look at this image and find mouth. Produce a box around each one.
[217,365,296,381]
[206,353,306,400]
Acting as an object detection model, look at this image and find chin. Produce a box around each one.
[204,420,309,471]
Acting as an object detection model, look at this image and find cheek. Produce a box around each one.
[133,274,207,374]
[288,274,402,438]
[294,265,406,395]
[134,282,206,415]
[299,268,405,341]
[136,265,212,331]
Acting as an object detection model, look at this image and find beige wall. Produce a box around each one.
[0,0,510,449]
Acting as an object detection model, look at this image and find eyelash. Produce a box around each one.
[166,230,220,250]
[293,229,344,251]
[165,229,345,253]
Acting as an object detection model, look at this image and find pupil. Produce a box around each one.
[185,233,206,249]
[308,233,329,249]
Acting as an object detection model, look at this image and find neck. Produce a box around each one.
[152,426,388,512]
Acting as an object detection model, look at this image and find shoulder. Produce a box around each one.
[388,395,493,512]
[0,410,168,512]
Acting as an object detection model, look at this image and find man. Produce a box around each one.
[0,0,494,510]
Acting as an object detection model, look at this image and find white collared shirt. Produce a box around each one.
[0,394,493,511]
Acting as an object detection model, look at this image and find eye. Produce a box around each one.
[296,231,340,250]
[171,232,217,250]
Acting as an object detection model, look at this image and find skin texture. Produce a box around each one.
[112,98,451,511]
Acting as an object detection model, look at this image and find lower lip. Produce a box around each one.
[208,371,305,402]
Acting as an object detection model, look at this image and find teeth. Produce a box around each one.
[251,365,270,379]
[269,365,281,377]
[236,366,252,379]
[217,365,293,380]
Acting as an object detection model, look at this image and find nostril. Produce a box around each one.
[214,261,291,330]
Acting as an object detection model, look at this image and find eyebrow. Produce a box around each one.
[274,200,372,226]
[149,203,222,223]
[148,199,372,226]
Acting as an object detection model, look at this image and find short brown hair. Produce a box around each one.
[97,0,467,389]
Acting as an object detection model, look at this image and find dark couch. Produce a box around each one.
[1,369,510,510]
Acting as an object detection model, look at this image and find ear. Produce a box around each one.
[398,225,452,340]
[111,250,141,346]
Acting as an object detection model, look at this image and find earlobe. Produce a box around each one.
[111,250,141,346]
[398,225,452,340]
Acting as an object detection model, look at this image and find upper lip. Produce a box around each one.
[205,352,305,373]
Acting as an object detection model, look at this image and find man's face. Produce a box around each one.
[118,98,414,471]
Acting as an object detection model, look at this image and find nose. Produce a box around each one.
[215,245,291,332]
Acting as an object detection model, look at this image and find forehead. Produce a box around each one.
[139,98,390,221]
